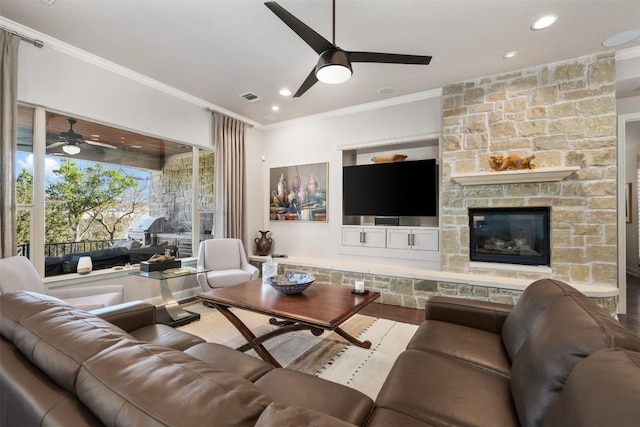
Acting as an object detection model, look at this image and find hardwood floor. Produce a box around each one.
[368,276,640,336]
[360,302,424,326]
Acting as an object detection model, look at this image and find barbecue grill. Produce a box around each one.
[127,216,168,245]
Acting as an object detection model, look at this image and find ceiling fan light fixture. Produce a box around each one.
[315,50,352,84]
[62,144,81,155]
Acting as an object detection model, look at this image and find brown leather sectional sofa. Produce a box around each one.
[2,279,640,426]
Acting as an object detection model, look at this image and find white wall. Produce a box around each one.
[17,42,212,148]
[250,97,442,267]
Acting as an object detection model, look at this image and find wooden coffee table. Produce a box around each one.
[197,279,380,367]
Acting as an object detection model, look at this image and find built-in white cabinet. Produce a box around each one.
[342,226,439,252]
[386,228,439,251]
[342,227,386,248]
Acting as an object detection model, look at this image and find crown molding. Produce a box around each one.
[1,17,262,129]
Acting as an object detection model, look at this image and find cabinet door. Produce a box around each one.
[343,228,365,247]
[361,227,386,248]
[411,229,439,251]
[386,228,412,250]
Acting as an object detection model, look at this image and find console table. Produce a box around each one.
[129,267,209,327]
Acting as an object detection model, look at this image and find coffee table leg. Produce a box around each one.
[334,327,372,349]
[210,303,282,368]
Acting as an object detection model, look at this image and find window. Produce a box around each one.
[15,108,213,276]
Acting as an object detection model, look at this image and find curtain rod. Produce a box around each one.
[205,107,254,128]
[0,26,44,48]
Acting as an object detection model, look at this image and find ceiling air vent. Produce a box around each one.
[239,92,264,103]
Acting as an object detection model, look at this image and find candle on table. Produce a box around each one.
[355,280,365,293]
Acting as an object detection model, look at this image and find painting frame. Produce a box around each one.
[269,162,328,222]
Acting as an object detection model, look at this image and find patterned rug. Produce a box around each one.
[177,302,419,399]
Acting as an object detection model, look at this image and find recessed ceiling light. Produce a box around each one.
[503,50,518,59]
[531,14,558,31]
[378,87,394,95]
[272,105,280,111]
[279,88,292,97]
[602,29,640,47]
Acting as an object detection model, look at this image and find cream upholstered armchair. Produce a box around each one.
[0,256,124,311]
[196,238,259,290]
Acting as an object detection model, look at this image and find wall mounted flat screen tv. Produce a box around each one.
[343,159,437,217]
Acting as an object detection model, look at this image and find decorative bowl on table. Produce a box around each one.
[267,274,315,295]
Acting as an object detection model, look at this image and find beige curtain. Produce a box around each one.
[213,112,246,241]
[0,30,20,259]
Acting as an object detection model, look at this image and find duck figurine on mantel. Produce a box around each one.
[255,231,273,256]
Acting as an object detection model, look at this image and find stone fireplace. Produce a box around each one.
[469,207,550,266]
[440,51,618,288]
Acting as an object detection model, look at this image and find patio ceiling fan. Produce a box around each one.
[46,118,117,156]
[264,0,432,97]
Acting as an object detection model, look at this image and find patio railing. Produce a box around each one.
[18,240,112,259]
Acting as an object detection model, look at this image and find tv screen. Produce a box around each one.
[343,159,437,217]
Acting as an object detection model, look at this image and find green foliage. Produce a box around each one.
[44,159,142,243]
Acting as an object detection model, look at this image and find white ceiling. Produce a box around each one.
[2,0,640,126]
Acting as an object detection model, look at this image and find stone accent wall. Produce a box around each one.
[440,52,618,287]
[150,152,214,233]
[250,261,617,316]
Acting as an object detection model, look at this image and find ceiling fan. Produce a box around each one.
[46,118,117,156]
[264,0,432,97]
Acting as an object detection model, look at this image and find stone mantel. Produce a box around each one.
[450,166,580,186]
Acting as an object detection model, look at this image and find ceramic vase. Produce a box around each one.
[255,230,273,256]
[77,256,93,275]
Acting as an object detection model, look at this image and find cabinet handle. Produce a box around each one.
[407,234,412,246]
[412,233,416,246]
[361,232,366,244]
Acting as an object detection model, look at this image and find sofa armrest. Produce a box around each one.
[426,296,513,334]
[90,301,156,332]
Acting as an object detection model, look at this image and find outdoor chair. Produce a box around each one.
[196,238,259,290]
[0,255,124,310]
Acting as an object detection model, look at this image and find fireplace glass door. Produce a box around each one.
[469,207,550,266]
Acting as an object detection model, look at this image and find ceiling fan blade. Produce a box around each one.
[84,140,117,150]
[348,51,432,65]
[46,141,67,149]
[265,2,335,55]
[293,68,319,97]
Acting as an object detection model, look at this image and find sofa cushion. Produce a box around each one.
[0,292,72,341]
[2,292,136,394]
[201,269,254,288]
[510,295,640,427]
[129,324,204,351]
[185,342,274,382]
[375,350,519,427]
[255,368,375,426]
[255,403,356,427]
[501,279,580,360]
[0,337,101,427]
[407,320,511,377]
[367,408,438,427]
[542,348,640,427]
[77,341,271,426]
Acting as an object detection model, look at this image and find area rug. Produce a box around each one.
[177,302,419,399]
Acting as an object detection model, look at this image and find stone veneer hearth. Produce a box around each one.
[440,51,617,288]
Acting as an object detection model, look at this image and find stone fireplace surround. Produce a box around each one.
[440,51,617,291]
[246,52,620,316]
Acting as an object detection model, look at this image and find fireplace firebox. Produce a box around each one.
[469,207,550,266]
